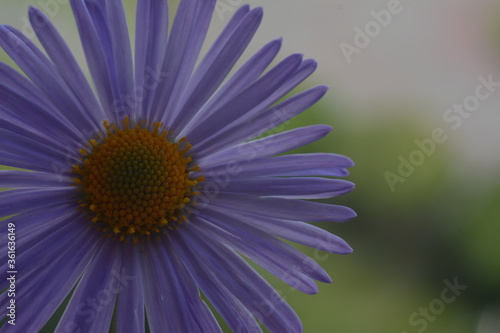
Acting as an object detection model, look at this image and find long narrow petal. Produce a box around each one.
[0,78,80,146]
[71,0,118,118]
[219,177,355,199]
[193,216,327,294]
[0,171,72,188]
[134,0,169,118]
[149,0,216,122]
[169,7,263,132]
[184,54,302,145]
[198,125,332,169]
[143,238,222,332]
[0,188,76,217]
[104,0,134,107]
[178,226,303,332]
[195,59,319,151]
[0,132,73,178]
[0,107,75,155]
[161,0,217,124]
[0,151,60,174]
[56,240,121,333]
[0,128,74,166]
[29,7,105,125]
[194,85,328,156]
[170,230,264,333]
[0,204,83,287]
[201,153,354,178]
[160,238,222,333]
[116,243,145,333]
[0,60,52,108]
[181,5,250,93]
[0,222,101,333]
[140,241,198,332]
[203,205,353,254]
[78,0,134,118]
[208,194,356,223]
[165,5,252,125]
[0,25,96,132]
[179,38,282,137]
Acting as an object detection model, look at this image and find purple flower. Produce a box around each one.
[0,1,355,332]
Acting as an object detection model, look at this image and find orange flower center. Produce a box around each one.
[73,118,202,242]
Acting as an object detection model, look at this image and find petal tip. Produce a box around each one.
[251,6,264,17]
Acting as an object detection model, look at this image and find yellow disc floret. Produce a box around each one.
[73,118,202,243]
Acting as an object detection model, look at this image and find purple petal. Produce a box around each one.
[218,177,355,199]
[0,151,60,174]
[167,3,250,124]
[177,226,302,332]
[140,241,198,332]
[199,125,332,169]
[71,0,118,118]
[149,0,216,122]
[194,85,328,156]
[209,194,356,223]
[152,238,222,332]
[0,204,82,287]
[170,7,263,132]
[78,0,134,118]
[0,188,76,217]
[184,53,303,145]
[193,215,327,294]
[0,68,81,145]
[196,59,318,149]
[0,170,72,188]
[0,206,79,265]
[179,38,282,137]
[251,58,318,115]
[56,240,120,333]
[184,4,250,90]
[0,128,74,167]
[103,0,134,108]
[170,232,262,333]
[201,153,354,178]
[0,218,100,332]
[28,7,105,125]
[116,243,145,333]
[0,60,52,107]
[0,106,74,156]
[162,0,217,124]
[134,0,169,118]
[204,205,353,254]
[0,25,97,132]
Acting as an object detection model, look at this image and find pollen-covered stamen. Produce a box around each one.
[73,118,202,242]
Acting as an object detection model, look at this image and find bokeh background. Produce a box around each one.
[1,0,500,332]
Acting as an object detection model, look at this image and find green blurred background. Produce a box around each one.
[1,0,500,332]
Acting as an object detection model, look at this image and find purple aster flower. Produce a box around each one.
[0,1,356,332]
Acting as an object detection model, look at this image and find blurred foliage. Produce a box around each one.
[463,186,500,291]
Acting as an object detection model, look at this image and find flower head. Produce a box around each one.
[0,1,355,332]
